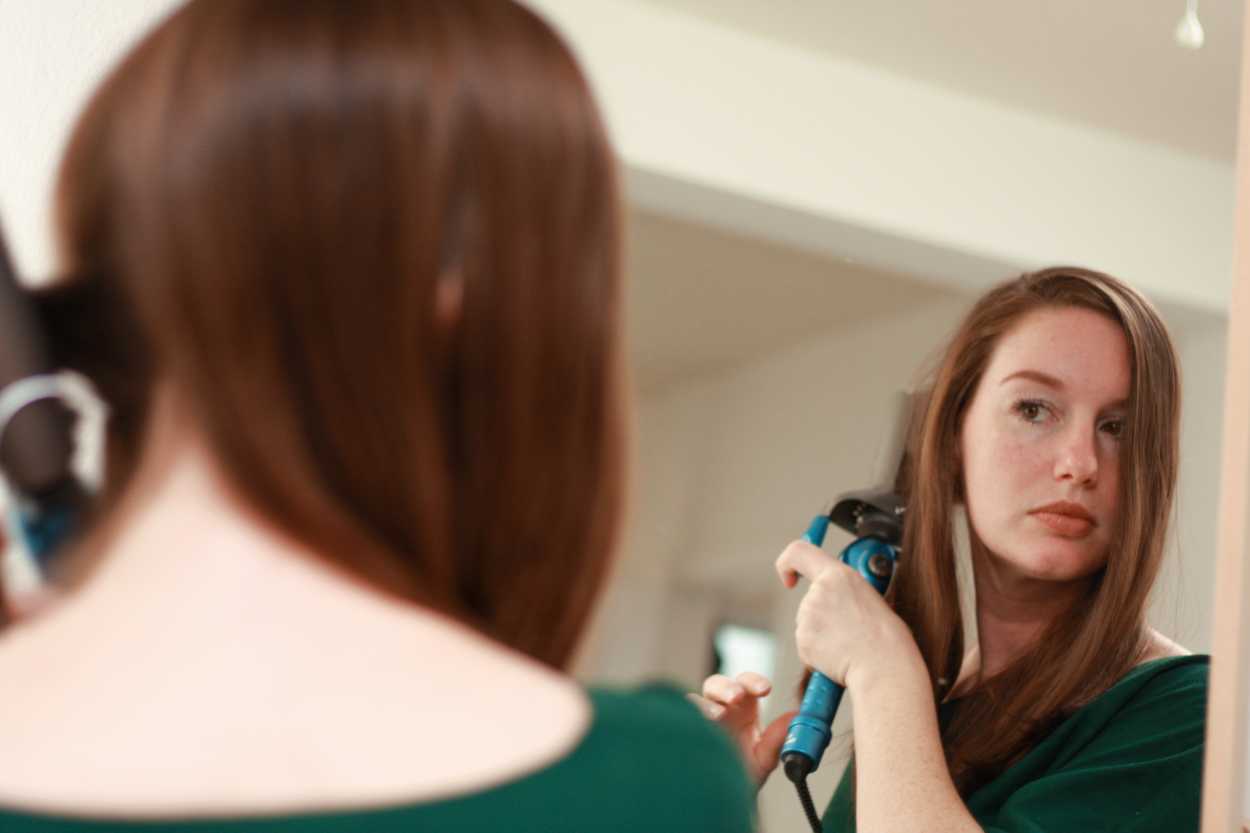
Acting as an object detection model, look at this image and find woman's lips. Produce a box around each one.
[1029,501,1095,538]
[1031,511,1094,538]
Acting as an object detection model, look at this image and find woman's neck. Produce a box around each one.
[969,540,1093,679]
[0,393,592,816]
[46,400,373,627]
[19,387,457,657]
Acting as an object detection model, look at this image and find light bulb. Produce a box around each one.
[1175,3,1205,49]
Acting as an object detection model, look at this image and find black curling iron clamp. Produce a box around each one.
[0,216,91,572]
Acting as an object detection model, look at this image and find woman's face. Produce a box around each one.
[959,306,1129,585]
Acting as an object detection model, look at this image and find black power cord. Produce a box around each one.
[783,753,823,833]
[793,777,822,833]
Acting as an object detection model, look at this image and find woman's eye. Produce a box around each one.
[1012,400,1049,424]
[1100,419,1125,438]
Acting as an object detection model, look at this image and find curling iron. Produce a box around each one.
[0,217,90,573]
[780,392,911,833]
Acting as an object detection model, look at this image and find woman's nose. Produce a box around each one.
[1054,426,1099,486]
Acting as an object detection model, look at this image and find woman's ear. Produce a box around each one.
[435,275,463,330]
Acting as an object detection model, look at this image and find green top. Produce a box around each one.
[0,684,755,833]
[822,655,1209,833]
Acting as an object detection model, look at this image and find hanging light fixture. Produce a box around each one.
[1175,0,1205,49]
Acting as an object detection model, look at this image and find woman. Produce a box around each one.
[697,268,1206,832]
[0,2,754,830]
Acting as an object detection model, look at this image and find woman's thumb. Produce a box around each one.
[756,709,798,768]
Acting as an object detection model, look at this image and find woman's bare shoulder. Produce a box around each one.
[1138,627,1192,664]
[0,596,592,818]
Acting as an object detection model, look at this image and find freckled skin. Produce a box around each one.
[960,307,1130,588]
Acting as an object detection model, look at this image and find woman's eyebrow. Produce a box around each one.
[1001,370,1129,411]
[999,369,1064,389]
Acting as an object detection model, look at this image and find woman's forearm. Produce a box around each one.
[848,647,982,833]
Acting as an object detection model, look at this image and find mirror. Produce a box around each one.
[542,1,1245,830]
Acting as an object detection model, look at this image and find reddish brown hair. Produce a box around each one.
[41,0,624,668]
[891,267,1180,791]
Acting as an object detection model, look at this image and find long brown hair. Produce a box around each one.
[38,0,624,669]
[891,267,1180,792]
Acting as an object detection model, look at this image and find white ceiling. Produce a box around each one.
[626,209,961,391]
[619,2,1240,392]
[624,206,1222,393]
[633,0,1244,162]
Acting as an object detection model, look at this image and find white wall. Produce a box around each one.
[573,380,721,684]
[0,0,183,282]
[1156,314,1228,652]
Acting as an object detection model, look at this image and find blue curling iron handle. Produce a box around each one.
[784,669,843,769]
[781,516,896,772]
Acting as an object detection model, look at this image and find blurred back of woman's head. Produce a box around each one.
[45,0,624,668]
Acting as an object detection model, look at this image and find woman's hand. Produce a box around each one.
[689,671,797,788]
[776,539,920,692]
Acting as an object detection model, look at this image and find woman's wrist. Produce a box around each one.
[845,630,930,699]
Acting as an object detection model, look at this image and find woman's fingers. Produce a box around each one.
[702,673,746,705]
[694,672,787,788]
[686,693,726,720]
[736,671,772,698]
[691,685,791,788]
[775,539,838,587]
[702,671,773,707]
[755,710,798,773]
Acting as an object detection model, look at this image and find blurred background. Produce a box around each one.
[1,2,1242,831]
